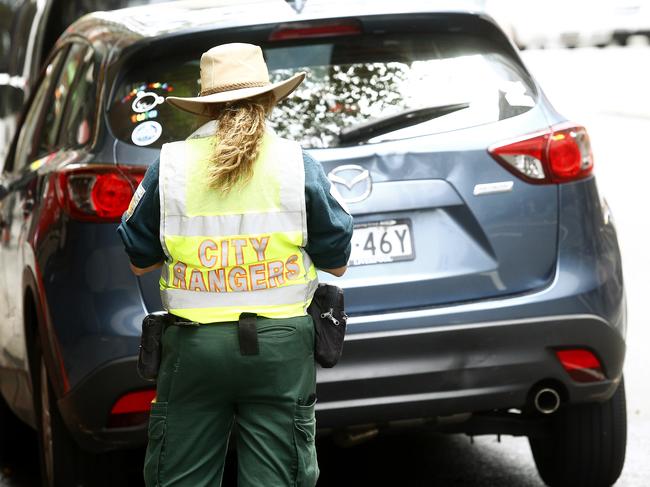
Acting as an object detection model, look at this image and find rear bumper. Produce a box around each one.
[57,357,151,452]
[59,312,625,450]
[315,313,625,430]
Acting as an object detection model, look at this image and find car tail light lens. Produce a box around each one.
[56,165,145,222]
[556,349,606,383]
[489,124,594,184]
[108,389,156,428]
[269,20,361,41]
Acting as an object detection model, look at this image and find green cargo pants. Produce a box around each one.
[143,315,319,487]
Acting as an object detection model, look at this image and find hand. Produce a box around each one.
[320,265,347,277]
[130,261,163,276]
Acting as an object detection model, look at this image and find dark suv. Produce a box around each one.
[0,1,627,486]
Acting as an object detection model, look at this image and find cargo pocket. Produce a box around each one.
[293,397,319,487]
[144,402,167,487]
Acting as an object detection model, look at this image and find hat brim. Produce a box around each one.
[165,72,306,116]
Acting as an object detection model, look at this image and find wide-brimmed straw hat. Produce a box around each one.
[166,43,305,116]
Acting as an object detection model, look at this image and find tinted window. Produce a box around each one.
[43,43,89,151]
[12,49,66,172]
[109,32,536,149]
[58,46,96,149]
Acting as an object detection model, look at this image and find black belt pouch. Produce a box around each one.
[137,312,170,382]
[307,283,347,368]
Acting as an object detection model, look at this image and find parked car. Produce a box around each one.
[0,0,49,169]
[0,0,627,486]
[0,0,169,177]
[610,0,650,45]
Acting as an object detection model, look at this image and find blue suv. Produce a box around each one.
[0,2,626,486]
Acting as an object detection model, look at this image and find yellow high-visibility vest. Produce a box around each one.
[158,122,318,323]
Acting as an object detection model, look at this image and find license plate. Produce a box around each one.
[349,219,415,266]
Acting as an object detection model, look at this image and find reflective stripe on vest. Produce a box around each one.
[158,127,318,323]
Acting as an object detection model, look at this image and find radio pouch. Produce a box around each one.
[137,312,169,382]
[307,283,347,368]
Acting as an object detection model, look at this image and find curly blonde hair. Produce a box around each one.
[205,93,276,192]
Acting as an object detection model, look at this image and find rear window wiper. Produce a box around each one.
[337,102,470,145]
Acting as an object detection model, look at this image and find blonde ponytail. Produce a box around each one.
[206,93,275,192]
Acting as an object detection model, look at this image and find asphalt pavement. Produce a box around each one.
[2,45,649,486]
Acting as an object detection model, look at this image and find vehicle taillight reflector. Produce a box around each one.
[111,389,156,414]
[56,165,145,222]
[269,21,361,41]
[108,389,156,428]
[489,124,593,184]
[556,349,606,383]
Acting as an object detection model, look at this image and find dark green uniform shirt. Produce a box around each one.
[117,151,353,270]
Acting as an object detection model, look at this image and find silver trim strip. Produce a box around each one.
[317,385,517,411]
[344,313,609,341]
[473,181,514,196]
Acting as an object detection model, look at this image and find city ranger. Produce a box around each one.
[117,43,353,486]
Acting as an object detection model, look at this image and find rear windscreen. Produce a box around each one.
[109,32,536,149]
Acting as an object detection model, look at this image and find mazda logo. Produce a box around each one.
[327,165,372,204]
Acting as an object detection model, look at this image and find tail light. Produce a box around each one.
[269,20,361,41]
[555,348,606,383]
[108,389,156,428]
[56,165,145,222]
[489,123,594,184]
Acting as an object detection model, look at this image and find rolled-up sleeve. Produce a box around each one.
[116,159,165,268]
[303,151,354,268]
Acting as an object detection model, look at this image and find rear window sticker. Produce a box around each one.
[121,82,173,104]
[131,121,162,146]
[131,109,158,124]
[125,184,146,221]
[132,91,165,113]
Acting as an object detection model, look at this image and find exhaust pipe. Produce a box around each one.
[533,387,561,414]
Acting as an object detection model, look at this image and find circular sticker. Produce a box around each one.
[131,121,162,146]
[132,91,165,113]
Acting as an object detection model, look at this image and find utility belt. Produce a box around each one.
[137,284,347,382]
